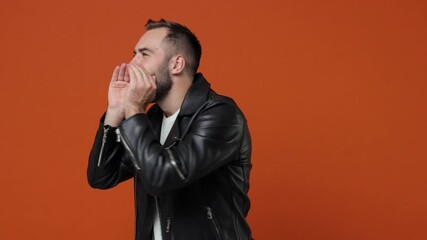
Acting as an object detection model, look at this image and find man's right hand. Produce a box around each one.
[104,63,130,127]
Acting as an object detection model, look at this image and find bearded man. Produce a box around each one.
[87,19,253,240]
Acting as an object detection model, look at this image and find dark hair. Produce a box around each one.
[145,19,202,74]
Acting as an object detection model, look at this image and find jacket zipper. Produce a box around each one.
[166,149,186,180]
[206,206,224,240]
[115,128,141,170]
[134,172,137,239]
[113,128,139,237]
[166,216,171,233]
[154,197,172,235]
[154,196,165,237]
[97,127,109,167]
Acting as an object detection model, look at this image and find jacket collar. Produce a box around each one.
[148,73,211,142]
[179,73,211,116]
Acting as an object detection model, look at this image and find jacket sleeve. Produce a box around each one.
[87,115,135,189]
[118,101,245,195]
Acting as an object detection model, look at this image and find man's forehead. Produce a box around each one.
[135,28,168,49]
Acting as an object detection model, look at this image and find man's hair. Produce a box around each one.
[145,19,202,74]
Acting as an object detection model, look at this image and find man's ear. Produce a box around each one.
[170,55,185,74]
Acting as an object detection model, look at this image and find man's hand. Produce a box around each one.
[124,64,157,118]
[104,63,130,127]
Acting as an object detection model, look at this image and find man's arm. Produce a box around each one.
[117,101,245,195]
[87,117,135,189]
[87,64,135,189]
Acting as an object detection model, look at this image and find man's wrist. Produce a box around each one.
[104,108,124,127]
[125,104,146,119]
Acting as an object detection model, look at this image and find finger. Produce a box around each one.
[129,65,145,90]
[118,63,126,81]
[150,75,157,88]
[127,65,137,87]
[136,65,156,86]
[110,66,120,82]
[124,66,130,83]
[131,64,151,88]
[128,64,146,87]
[143,69,156,89]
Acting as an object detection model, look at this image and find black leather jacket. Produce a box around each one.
[88,73,252,240]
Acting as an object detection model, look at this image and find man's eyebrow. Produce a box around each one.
[133,47,154,54]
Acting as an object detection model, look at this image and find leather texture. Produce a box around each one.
[88,73,252,240]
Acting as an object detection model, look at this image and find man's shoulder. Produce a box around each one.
[208,90,236,105]
[205,90,247,121]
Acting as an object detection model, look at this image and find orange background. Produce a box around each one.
[1,0,426,239]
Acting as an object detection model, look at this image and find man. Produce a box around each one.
[87,19,253,240]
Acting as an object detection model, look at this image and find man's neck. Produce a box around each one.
[157,75,193,117]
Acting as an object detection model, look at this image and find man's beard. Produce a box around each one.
[153,60,172,102]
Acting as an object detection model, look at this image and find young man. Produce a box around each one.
[88,19,253,240]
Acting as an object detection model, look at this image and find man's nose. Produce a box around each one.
[130,56,137,65]
[130,54,141,65]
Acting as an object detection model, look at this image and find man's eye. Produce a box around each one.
[132,51,148,57]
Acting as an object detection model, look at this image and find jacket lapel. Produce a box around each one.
[179,73,211,117]
[147,105,163,142]
[163,119,181,148]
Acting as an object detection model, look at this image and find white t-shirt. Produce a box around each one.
[154,109,180,240]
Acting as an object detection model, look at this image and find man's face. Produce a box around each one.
[130,28,172,102]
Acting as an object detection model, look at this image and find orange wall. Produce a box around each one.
[1,0,426,239]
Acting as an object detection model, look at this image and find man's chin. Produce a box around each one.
[153,88,171,103]
[152,94,164,103]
